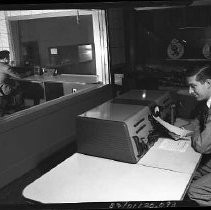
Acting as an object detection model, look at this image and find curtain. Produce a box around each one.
[4,12,22,66]
[92,10,110,84]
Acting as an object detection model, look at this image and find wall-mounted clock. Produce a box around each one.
[167,38,184,59]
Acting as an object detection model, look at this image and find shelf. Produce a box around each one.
[165,59,211,61]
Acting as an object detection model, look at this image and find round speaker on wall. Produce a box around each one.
[202,43,211,59]
[167,38,185,59]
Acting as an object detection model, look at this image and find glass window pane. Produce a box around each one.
[78,44,93,62]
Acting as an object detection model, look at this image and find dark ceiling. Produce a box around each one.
[1,1,211,10]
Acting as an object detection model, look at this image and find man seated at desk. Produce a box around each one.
[170,65,211,206]
[0,50,31,115]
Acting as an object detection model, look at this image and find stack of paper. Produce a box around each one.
[153,116,193,137]
[159,138,189,153]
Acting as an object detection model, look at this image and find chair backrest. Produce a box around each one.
[0,95,18,117]
[0,95,7,116]
[44,82,64,101]
[0,95,6,106]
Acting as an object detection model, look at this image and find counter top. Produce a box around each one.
[20,74,99,84]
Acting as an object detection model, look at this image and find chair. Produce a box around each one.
[0,94,24,117]
[44,82,64,101]
[0,95,8,117]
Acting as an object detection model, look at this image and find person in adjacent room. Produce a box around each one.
[0,50,31,115]
[169,64,211,206]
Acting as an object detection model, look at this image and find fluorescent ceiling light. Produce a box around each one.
[134,5,185,10]
[135,0,211,10]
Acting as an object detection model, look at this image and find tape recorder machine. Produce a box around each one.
[76,90,174,163]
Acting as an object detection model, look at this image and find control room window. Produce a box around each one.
[2,9,109,84]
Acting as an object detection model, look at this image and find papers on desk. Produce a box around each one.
[153,116,193,137]
[138,138,201,174]
[159,138,189,153]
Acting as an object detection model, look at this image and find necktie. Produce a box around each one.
[198,102,209,132]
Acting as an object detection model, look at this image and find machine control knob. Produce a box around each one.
[132,136,148,157]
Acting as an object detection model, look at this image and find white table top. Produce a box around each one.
[22,117,201,204]
[137,118,201,174]
[23,153,192,203]
[138,137,201,174]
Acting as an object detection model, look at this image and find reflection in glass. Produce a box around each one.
[78,44,93,62]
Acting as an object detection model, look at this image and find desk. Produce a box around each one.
[138,118,201,174]
[22,135,201,203]
[16,74,99,103]
[138,138,201,174]
[15,76,47,103]
[23,153,192,203]
[21,74,99,84]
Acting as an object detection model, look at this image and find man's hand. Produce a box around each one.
[152,105,160,117]
[168,131,181,141]
[168,127,191,141]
